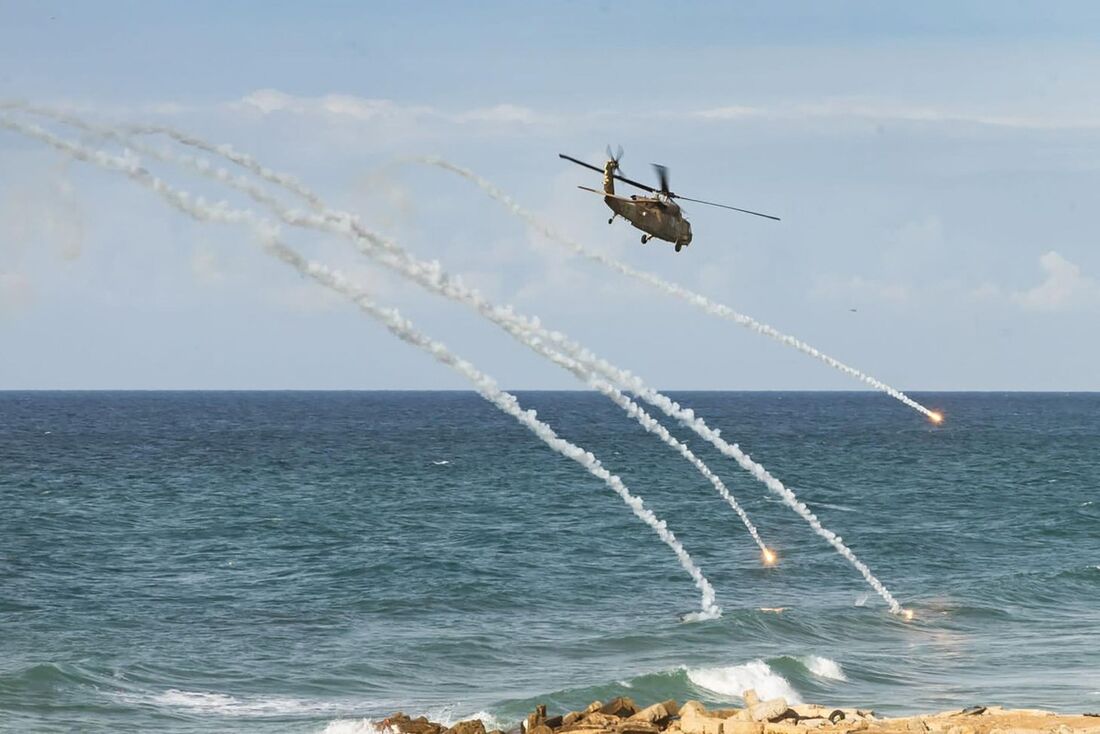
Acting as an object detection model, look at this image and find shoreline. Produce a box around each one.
[378,695,1100,734]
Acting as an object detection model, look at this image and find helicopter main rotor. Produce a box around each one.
[558,150,780,221]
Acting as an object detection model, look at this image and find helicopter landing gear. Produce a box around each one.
[675,243,683,252]
[641,234,652,244]
[608,214,617,225]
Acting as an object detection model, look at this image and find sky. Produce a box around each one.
[2,2,1100,391]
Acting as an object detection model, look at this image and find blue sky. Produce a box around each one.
[3,2,1100,390]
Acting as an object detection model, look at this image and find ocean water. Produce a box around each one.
[1,391,1098,733]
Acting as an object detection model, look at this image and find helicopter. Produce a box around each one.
[559,147,780,252]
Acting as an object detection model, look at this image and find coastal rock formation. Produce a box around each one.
[378,695,1100,734]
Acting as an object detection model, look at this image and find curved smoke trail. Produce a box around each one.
[117,117,905,613]
[8,105,772,558]
[18,106,907,613]
[415,157,939,423]
[0,114,721,620]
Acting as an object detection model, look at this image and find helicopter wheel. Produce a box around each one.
[675,243,683,252]
[641,234,649,244]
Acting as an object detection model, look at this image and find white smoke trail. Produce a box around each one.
[415,157,939,423]
[18,108,905,612]
[0,114,721,620]
[7,106,771,557]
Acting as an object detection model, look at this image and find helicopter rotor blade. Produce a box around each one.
[671,195,781,221]
[652,164,670,194]
[558,153,605,175]
[558,154,668,196]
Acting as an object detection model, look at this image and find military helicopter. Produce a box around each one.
[559,147,779,252]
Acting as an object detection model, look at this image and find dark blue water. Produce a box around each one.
[1,392,1098,732]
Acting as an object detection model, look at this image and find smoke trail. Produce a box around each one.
[114,118,904,613]
[0,115,721,620]
[415,157,940,423]
[9,106,772,558]
[21,107,904,612]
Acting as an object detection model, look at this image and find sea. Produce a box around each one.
[1,391,1098,733]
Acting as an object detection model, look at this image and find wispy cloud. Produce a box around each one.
[1013,250,1099,311]
[235,89,544,127]
[689,98,1100,131]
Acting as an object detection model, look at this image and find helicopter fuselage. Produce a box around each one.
[602,161,692,250]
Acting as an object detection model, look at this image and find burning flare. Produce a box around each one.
[762,548,778,566]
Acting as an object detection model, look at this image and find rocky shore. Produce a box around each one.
[378,694,1100,734]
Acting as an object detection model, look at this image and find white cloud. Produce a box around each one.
[236,89,540,127]
[689,98,1100,131]
[1013,250,1098,311]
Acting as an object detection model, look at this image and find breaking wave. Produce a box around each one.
[686,661,802,703]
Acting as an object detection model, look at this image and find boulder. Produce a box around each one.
[585,702,604,715]
[906,719,930,734]
[528,726,553,734]
[748,699,789,723]
[563,713,584,728]
[629,703,671,725]
[723,721,763,734]
[445,721,486,734]
[743,691,761,709]
[680,703,723,734]
[763,724,802,734]
[615,722,660,734]
[383,714,446,734]
[544,717,563,730]
[582,714,622,729]
[600,698,638,719]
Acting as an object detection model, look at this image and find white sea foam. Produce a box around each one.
[798,656,847,682]
[854,594,869,607]
[151,688,342,717]
[686,661,802,703]
[322,720,384,734]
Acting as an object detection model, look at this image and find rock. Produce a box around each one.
[792,706,831,720]
[946,726,975,734]
[723,721,763,734]
[529,727,552,734]
[906,719,930,733]
[600,698,638,719]
[445,721,486,734]
[383,714,446,734]
[743,691,761,708]
[585,703,604,715]
[663,701,682,717]
[680,704,724,734]
[615,722,660,734]
[801,720,826,730]
[763,724,802,734]
[563,713,584,728]
[629,703,671,725]
[544,717,563,730]
[748,699,789,723]
[582,714,622,729]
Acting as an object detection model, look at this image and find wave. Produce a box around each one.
[685,661,801,703]
[149,688,345,717]
[796,656,847,682]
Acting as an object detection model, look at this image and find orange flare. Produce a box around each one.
[928,411,944,425]
[902,609,915,621]
[762,548,778,566]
